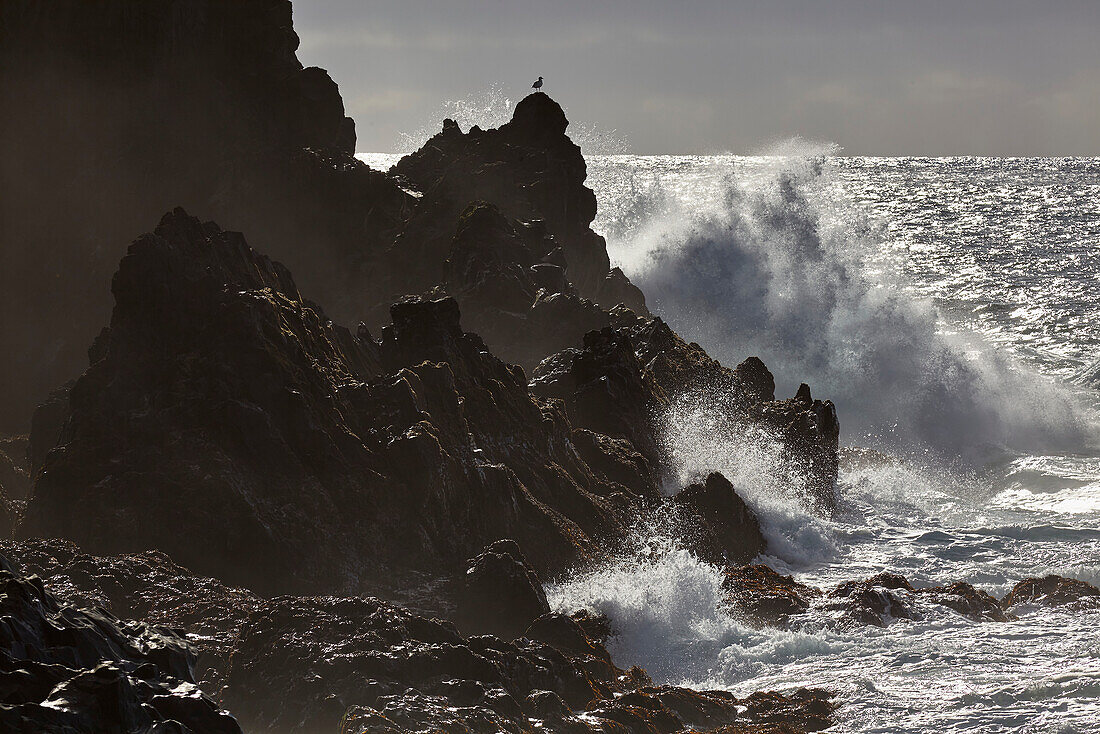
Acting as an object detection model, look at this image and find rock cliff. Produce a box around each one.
[18,209,656,593]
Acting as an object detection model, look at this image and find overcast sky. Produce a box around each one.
[293,1,1100,155]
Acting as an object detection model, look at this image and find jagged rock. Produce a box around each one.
[1000,574,1100,611]
[392,94,634,304]
[825,573,915,628]
[750,384,840,512]
[531,326,668,466]
[221,591,832,734]
[535,316,841,512]
[570,428,660,501]
[456,540,551,639]
[673,473,766,565]
[0,538,262,689]
[0,552,241,734]
[727,566,1017,630]
[21,210,643,593]
[0,436,30,501]
[439,201,613,369]
[722,565,821,628]
[916,582,1009,622]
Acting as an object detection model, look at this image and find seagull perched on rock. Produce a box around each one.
[532,76,543,93]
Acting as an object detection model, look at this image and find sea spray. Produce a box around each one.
[552,154,1100,732]
[590,147,1093,462]
[546,509,844,687]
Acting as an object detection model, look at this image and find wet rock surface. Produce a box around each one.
[533,314,841,511]
[673,473,767,566]
[0,551,241,733]
[221,589,833,734]
[722,565,822,629]
[1000,574,1100,611]
[0,538,261,688]
[721,567,1063,629]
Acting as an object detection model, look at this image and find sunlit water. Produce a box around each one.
[361,150,1100,733]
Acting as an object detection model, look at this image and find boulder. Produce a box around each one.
[916,581,1009,623]
[721,565,821,629]
[0,552,241,734]
[673,472,766,565]
[1000,574,1100,611]
[825,573,915,628]
[456,540,551,639]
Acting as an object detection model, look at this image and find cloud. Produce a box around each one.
[293,0,1100,154]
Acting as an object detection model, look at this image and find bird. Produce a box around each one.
[532,76,543,93]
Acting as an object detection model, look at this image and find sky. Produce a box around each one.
[292,1,1100,156]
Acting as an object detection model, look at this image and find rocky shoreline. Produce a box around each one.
[2,1,1099,732]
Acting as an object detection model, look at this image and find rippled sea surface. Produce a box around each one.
[363,152,1100,733]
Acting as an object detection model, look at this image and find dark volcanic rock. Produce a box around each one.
[722,565,821,629]
[0,538,262,688]
[456,540,551,639]
[673,473,766,566]
[750,384,840,512]
[391,94,635,304]
[532,326,668,466]
[725,566,1018,630]
[916,582,1009,622]
[439,201,613,369]
[1000,574,1100,611]
[20,210,643,593]
[0,552,241,734]
[534,314,841,512]
[825,573,915,628]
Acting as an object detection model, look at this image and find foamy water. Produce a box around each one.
[360,147,1100,732]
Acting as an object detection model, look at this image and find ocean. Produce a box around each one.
[361,150,1100,733]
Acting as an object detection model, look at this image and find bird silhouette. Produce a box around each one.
[532,76,543,93]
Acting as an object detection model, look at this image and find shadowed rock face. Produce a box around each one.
[391,94,633,304]
[0,551,242,734]
[673,472,767,566]
[0,0,414,432]
[19,209,656,594]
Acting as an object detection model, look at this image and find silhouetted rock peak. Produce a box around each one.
[506,92,570,140]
